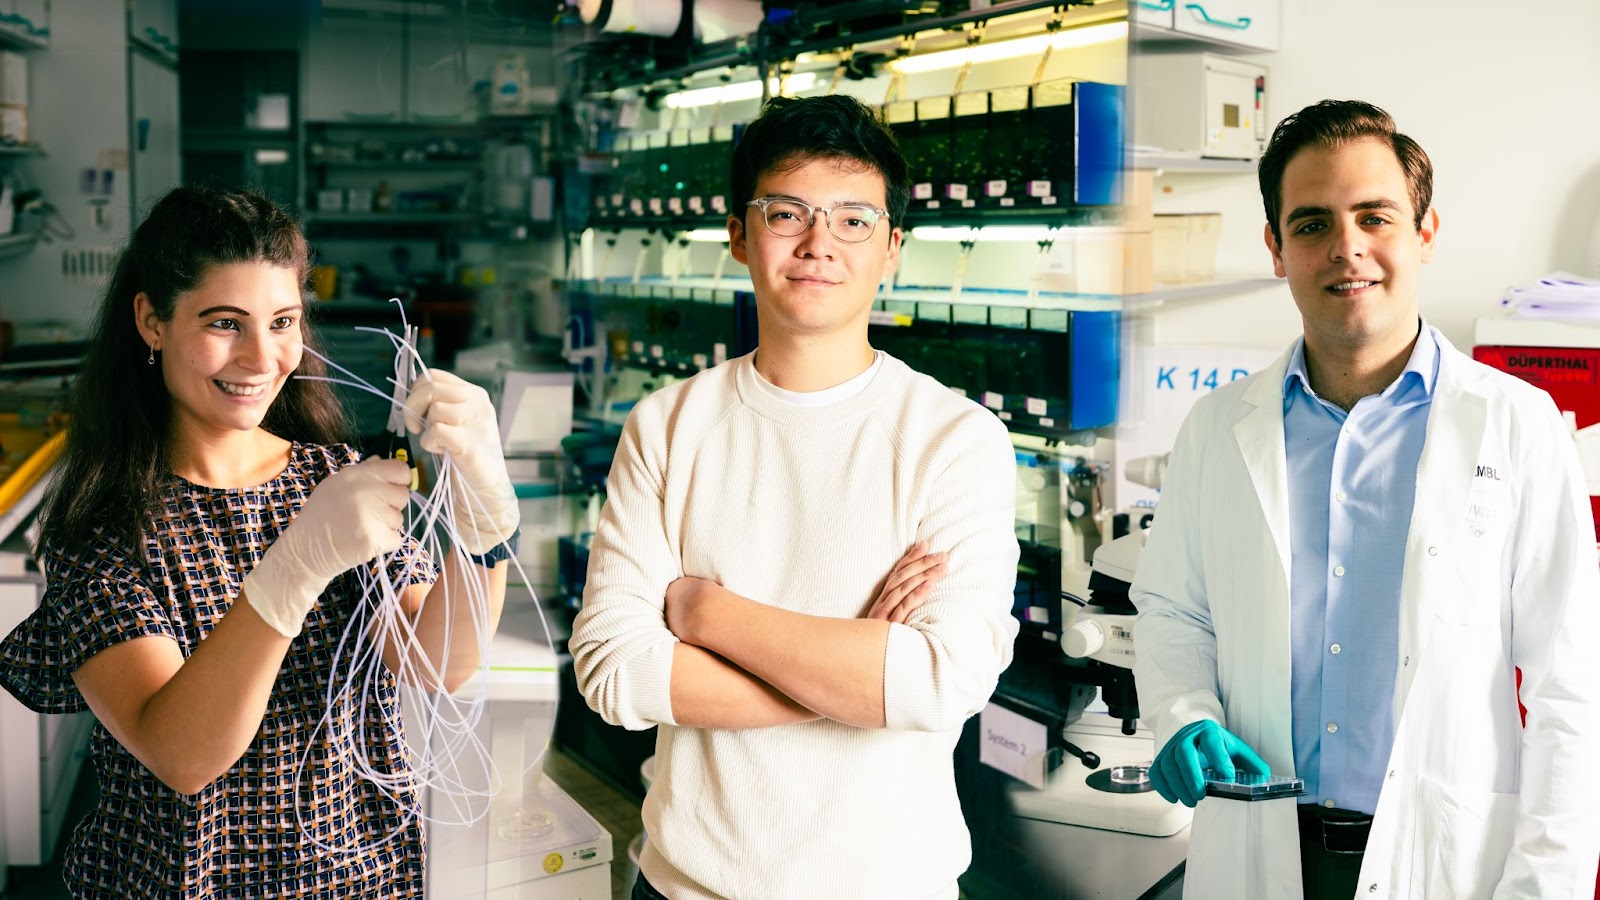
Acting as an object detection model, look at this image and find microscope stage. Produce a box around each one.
[1008,726,1193,837]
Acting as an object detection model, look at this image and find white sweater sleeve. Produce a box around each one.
[569,405,681,731]
[882,415,1021,732]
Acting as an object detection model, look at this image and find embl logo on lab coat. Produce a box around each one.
[1475,465,1502,481]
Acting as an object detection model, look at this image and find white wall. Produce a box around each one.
[1143,0,1600,352]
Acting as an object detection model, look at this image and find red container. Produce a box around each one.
[1472,341,1600,544]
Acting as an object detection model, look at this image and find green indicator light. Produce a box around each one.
[675,181,685,190]
[658,163,669,173]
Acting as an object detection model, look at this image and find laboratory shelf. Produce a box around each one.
[0,144,44,157]
[0,232,39,259]
[1123,275,1280,311]
[128,31,178,68]
[880,285,1123,316]
[584,0,1089,93]
[307,158,481,169]
[571,277,1124,316]
[304,118,493,131]
[303,211,478,225]
[589,204,1124,234]
[1131,151,1256,174]
[0,21,47,51]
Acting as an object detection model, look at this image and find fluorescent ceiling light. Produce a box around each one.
[911,226,1058,243]
[665,72,819,109]
[687,228,732,242]
[891,21,1127,74]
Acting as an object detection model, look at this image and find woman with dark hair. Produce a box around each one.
[0,186,521,898]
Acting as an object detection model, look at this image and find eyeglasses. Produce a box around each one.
[745,197,888,243]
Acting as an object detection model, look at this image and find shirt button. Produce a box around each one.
[1343,425,1354,435]
[1326,799,1337,808]
[1335,490,1348,503]
[1427,546,1438,556]
[1330,643,1342,655]
[1327,722,1339,734]
[1333,565,1346,577]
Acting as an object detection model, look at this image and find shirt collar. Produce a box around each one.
[1283,318,1439,403]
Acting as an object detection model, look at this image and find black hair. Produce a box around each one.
[40,186,349,556]
[730,94,910,228]
[1259,99,1433,246]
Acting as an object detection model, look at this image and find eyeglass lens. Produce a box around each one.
[762,199,879,242]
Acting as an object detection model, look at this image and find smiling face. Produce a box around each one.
[136,261,305,447]
[1265,137,1438,359]
[729,155,901,342]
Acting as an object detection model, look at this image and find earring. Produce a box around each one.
[147,346,155,365]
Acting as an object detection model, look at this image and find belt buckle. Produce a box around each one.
[1320,816,1369,856]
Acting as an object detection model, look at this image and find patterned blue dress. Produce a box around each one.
[0,443,438,898]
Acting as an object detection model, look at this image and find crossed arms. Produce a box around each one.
[569,408,1020,734]
[660,544,945,729]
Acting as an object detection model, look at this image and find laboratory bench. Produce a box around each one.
[1014,818,1186,900]
[0,447,86,894]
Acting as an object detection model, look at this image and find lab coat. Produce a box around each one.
[1131,328,1600,900]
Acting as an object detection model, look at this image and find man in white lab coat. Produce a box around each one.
[1130,99,1600,900]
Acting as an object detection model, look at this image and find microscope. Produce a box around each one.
[996,453,1190,836]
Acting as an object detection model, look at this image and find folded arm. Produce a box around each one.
[669,581,892,728]
[570,409,815,731]
[671,418,1020,733]
[665,541,947,728]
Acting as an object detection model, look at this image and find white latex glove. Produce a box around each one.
[243,457,413,638]
[402,369,519,556]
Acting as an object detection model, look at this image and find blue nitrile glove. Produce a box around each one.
[1149,720,1269,807]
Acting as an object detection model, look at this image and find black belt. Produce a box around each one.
[1297,804,1372,855]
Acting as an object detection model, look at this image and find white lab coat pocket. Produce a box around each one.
[1410,773,1517,899]
[1463,485,1510,544]
[1436,488,1513,626]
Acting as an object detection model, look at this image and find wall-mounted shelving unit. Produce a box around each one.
[0,2,51,266]
[1131,151,1255,174]
[1123,274,1279,312]
[0,13,48,51]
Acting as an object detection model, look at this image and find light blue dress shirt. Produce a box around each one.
[1283,321,1438,814]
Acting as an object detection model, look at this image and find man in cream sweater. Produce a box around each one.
[570,94,1021,899]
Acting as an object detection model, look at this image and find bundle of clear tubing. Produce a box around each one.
[291,307,559,856]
